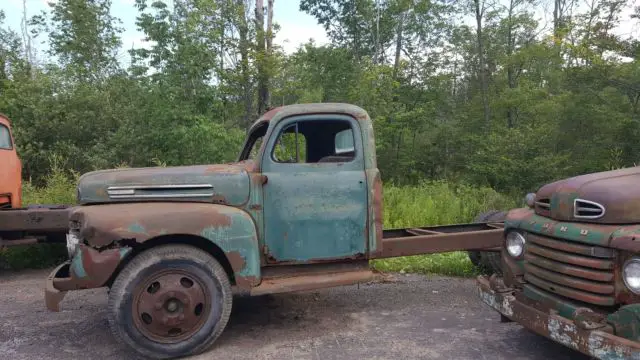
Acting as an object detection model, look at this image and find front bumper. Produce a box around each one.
[45,261,72,311]
[477,275,640,360]
[44,244,133,312]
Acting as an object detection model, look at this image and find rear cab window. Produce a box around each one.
[0,124,12,150]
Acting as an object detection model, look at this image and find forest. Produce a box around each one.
[1,0,638,195]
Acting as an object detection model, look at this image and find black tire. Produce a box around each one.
[107,244,233,359]
[468,210,507,275]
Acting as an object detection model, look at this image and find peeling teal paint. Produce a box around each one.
[71,250,86,278]
[523,285,577,319]
[119,247,132,259]
[510,213,611,246]
[200,209,260,279]
[128,222,147,235]
[260,114,368,262]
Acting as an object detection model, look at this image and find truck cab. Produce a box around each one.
[0,114,21,209]
[45,103,503,360]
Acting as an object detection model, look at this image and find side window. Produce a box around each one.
[335,129,354,154]
[0,124,12,150]
[269,119,356,164]
[272,123,307,163]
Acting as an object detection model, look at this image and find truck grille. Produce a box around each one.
[523,233,616,306]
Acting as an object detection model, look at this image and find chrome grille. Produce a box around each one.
[574,199,605,219]
[534,198,551,216]
[523,233,616,306]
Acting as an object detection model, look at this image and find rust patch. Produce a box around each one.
[249,204,262,211]
[373,173,384,256]
[211,194,228,204]
[477,275,640,359]
[225,251,246,273]
[204,164,243,174]
[70,202,234,247]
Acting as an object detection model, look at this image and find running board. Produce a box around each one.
[250,266,375,296]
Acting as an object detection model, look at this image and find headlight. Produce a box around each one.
[66,232,81,259]
[506,231,526,258]
[524,193,536,207]
[623,258,640,294]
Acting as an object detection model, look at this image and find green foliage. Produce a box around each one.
[2,0,640,274]
[371,181,518,277]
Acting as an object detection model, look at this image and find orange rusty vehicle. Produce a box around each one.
[0,114,21,209]
[0,114,69,249]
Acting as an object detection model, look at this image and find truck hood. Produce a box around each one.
[534,166,640,224]
[77,163,251,206]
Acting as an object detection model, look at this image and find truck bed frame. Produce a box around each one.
[0,205,70,247]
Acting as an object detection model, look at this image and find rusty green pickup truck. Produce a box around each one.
[478,167,640,359]
[45,103,504,359]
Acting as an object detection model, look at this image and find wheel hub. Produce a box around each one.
[133,270,210,343]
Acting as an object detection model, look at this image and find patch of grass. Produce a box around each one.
[371,180,518,278]
[0,160,77,270]
[372,252,479,277]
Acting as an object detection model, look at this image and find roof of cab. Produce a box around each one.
[250,103,370,129]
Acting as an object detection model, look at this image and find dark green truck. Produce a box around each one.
[45,103,504,359]
[478,167,640,359]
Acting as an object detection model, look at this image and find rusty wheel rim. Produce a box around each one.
[132,269,211,343]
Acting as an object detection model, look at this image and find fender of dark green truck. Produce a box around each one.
[67,202,261,289]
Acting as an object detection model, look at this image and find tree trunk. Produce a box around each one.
[255,0,269,116]
[265,0,273,108]
[474,0,490,129]
[238,0,252,126]
[506,0,516,128]
[393,11,404,79]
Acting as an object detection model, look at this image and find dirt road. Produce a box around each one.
[0,268,588,360]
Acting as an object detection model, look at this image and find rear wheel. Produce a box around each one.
[107,244,232,359]
[468,210,506,275]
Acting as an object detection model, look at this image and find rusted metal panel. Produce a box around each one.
[0,237,39,247]
[377,225,504,259]
[0,207,70,232]
[76,164,250,206]
[0,114,21,209]
[534,166,640,224]
[526,243,614,269]
[524,263,614,295]
[260,113,368,263]
[477,275,640,360]
[45,246,132,311]
[524,253,614,282]
[250,268,374,296]
[68,202,261,289]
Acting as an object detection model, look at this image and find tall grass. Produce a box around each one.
[372,181,518,277]
[0,162,77,270]
[5,169,519,276]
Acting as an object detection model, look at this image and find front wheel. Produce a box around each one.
[107,244,232,359]
[468,210,506,275]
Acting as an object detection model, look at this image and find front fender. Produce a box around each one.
[70,202,261,288]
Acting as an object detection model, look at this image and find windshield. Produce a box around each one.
[0,124,12,150]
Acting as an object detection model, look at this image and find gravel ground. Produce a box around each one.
[0,268,589,360]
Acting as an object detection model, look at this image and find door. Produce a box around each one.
[261,114,368,263]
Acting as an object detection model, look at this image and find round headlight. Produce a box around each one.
[623,258,640,294]
[506,231,526,258]
[525,193,536,207]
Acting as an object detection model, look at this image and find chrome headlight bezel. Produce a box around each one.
[524,193,536,208]
[505,231,526,258]
[623,258,640,294]
[66,232,81,259]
